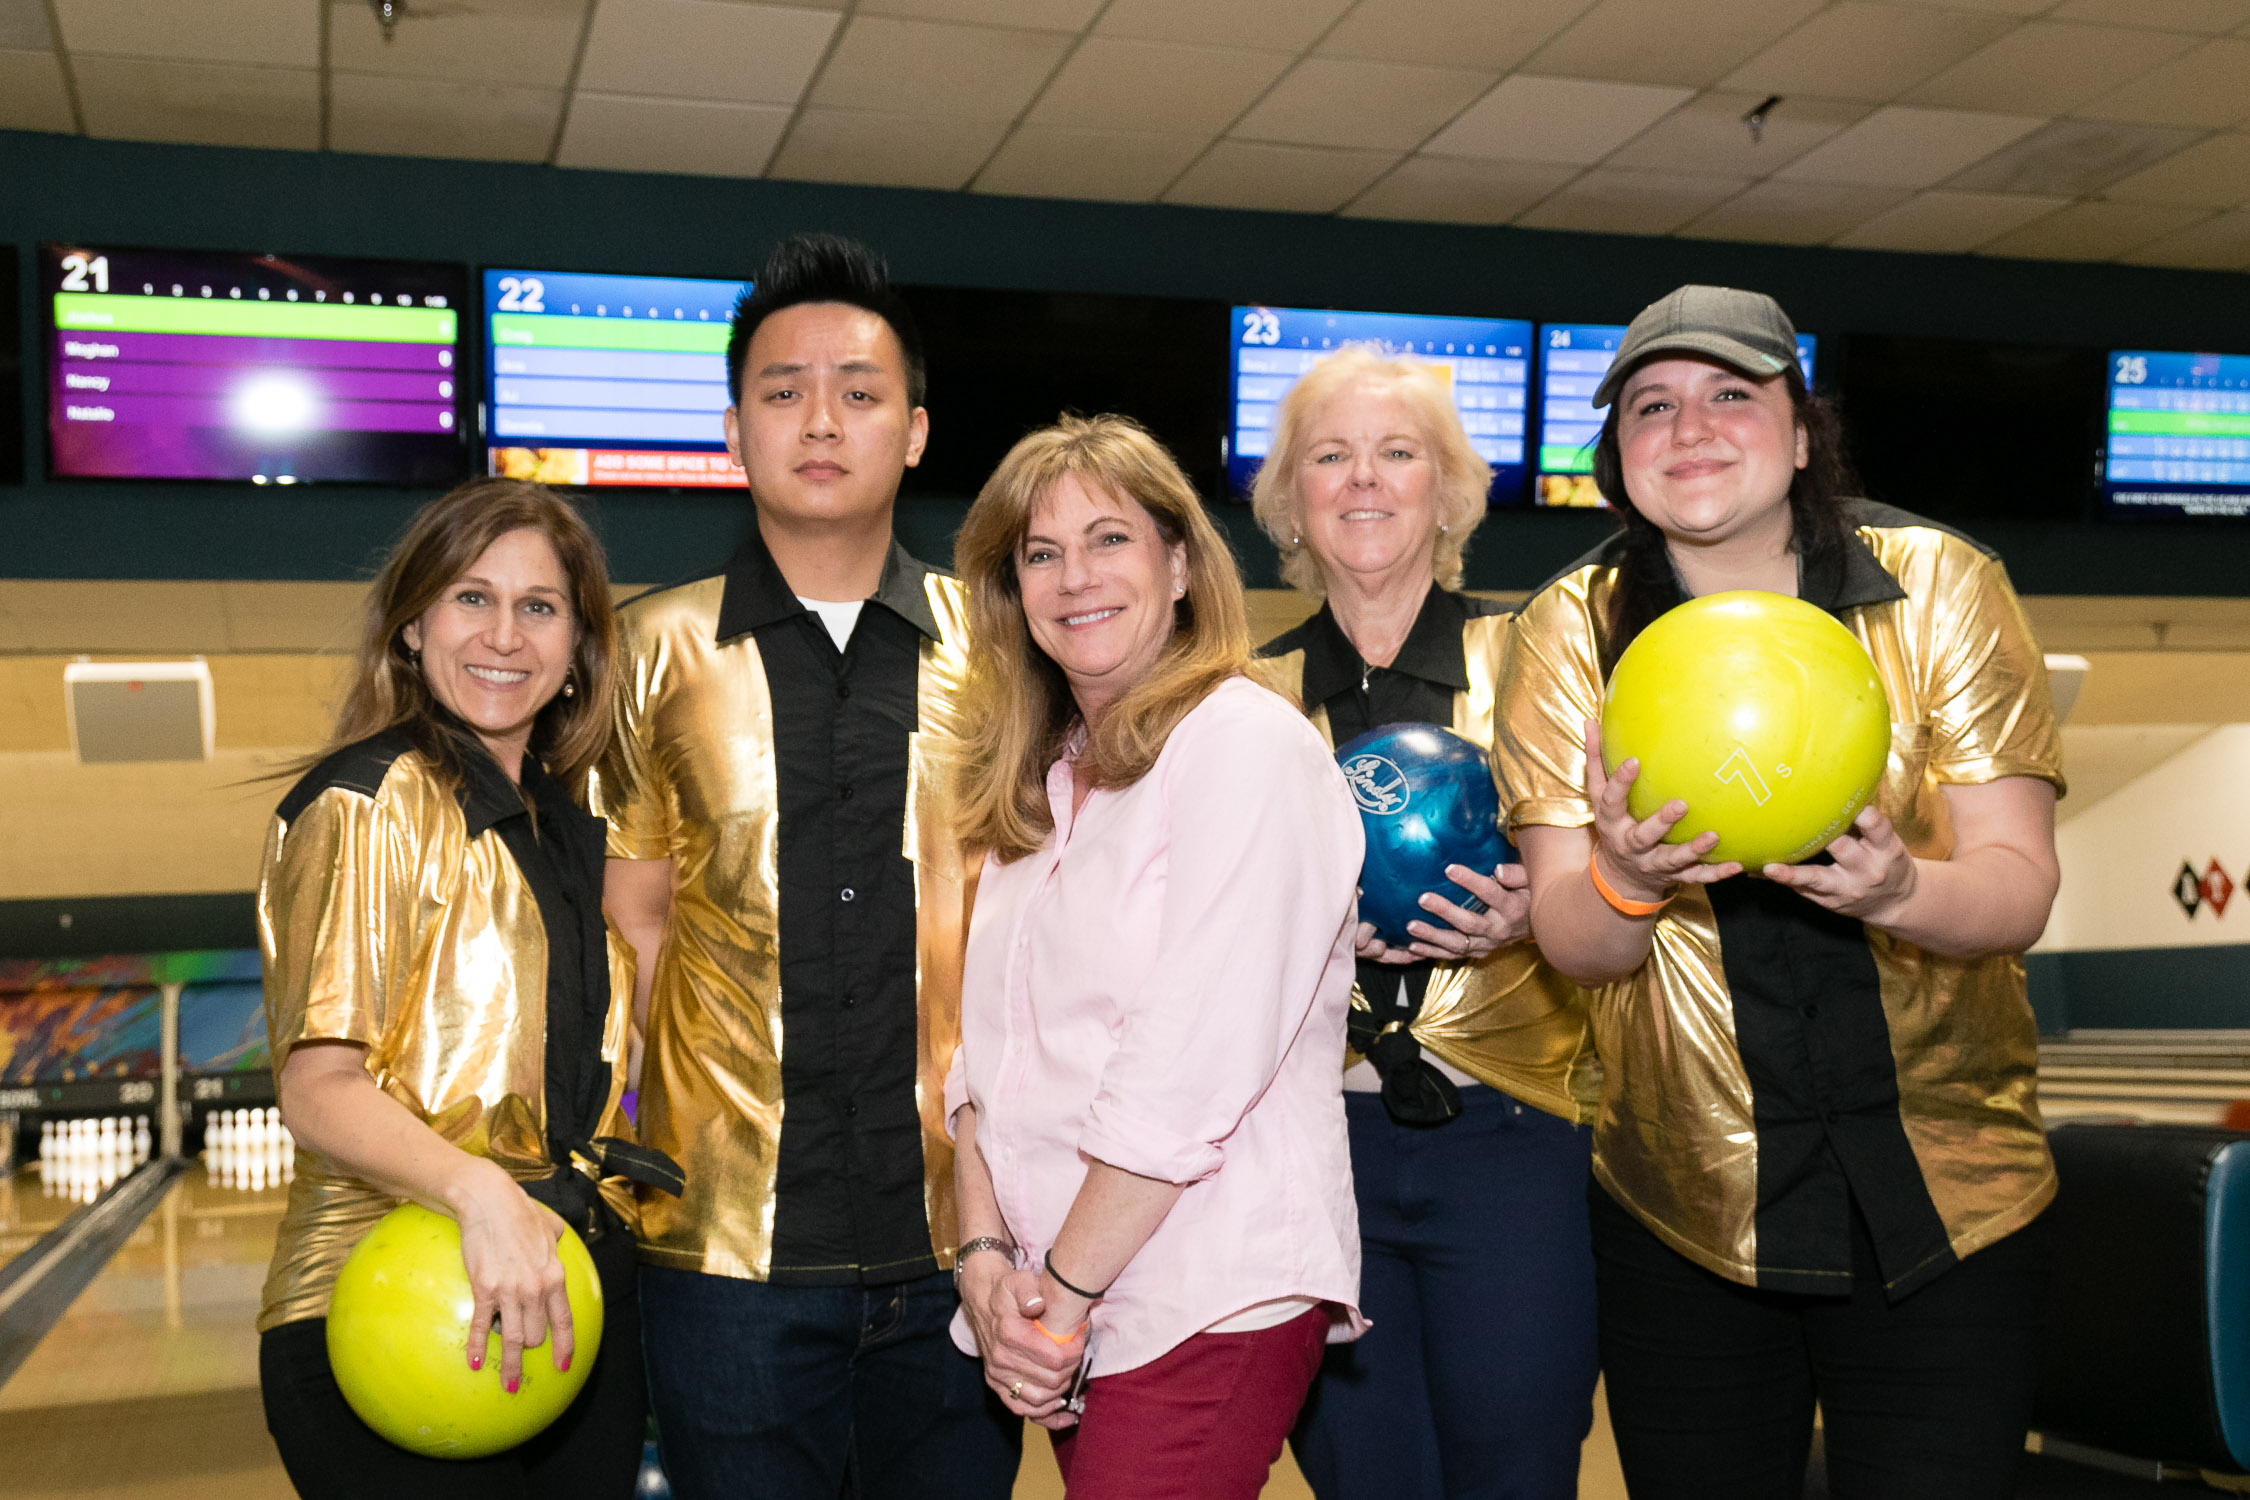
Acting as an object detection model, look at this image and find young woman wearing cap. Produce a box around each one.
[1496,286,2064,1499]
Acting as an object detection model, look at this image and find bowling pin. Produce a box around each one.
[134,1115,150,1165]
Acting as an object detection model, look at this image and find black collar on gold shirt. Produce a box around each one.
[454,735,590,843]
[1271,585,1477,710]
[714,522,943,645]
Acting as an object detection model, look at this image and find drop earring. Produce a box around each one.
[562,676,576,698]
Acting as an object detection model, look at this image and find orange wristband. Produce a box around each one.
[1033,1318,1086,1347]
[1589,851,1672,917]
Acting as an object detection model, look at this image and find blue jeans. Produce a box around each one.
[640,1266,1021,1500]
[1293,1085,1599,1500]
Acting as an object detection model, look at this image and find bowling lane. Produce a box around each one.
[0,1135,297,1500]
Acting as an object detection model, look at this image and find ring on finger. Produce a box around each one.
[1010,1379,1024,1400]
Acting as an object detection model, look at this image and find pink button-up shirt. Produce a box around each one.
[945,675,1367,1377]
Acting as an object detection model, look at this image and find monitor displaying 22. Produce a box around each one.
[484,269,747,489]
[41,244,466,485]
[1228,306,1533,503]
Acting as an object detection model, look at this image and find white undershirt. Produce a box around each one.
[795,596,865,652]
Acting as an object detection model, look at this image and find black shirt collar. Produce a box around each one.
[715,524,943,644]
[1547,512,1910,622]
[456,740,581,841]
[1295,585,1472,710]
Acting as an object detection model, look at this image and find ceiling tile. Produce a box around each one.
[1425,75,1693,165]
[1164,140,1400,212]
[558,93,791,177]
[1025,38,1293,136]
[55,0,316,66]
[1317,0,1598,72]
[1096,0,1355,52]
[575,0,838,105]
[73,56,317,149]
[1526,0,1826,88]
[1232,58,1496,151]
[1605,91,1867,177]
[2105,132,2250,205]
[2120,206,2250,266]
[1342,154,1579,223]
[1774,106,2045,187]
[0,0,49,49]
[330,73,559,161]
[860,0,1099,27]
[1719,3,2018,104]
[809,17,1072,122]
[1679,179,1914,245]
[1907,22,2198,114]
[768,107,1009,189]
[328,0,586,88]
[1514,168,1750,235]
[1830,189,2070,251]
[972,125,1206,200]
[0,48,70,131]
[1945,119,2208,195]
[2052,0,2250,30]
[2079,38,2250,127]
[1977,199,2215,259]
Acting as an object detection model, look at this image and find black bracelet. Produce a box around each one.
[1044,1247,1110,1301]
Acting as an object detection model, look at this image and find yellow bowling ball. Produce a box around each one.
[326,1201,602,1459]
[1601,590,1891,870]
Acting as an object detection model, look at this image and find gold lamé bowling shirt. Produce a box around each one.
[1262,587,1597,1125]
[593,538,975,1284]
[256,731,639,1332]
[1495,500,2065,1298]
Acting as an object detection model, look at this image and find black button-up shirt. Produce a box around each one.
[713,535,938,1285]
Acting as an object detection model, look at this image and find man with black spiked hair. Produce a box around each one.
[600,234,1021,1497]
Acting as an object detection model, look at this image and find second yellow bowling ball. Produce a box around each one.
[326,1201,602,1459]
[1601,590,1891,870]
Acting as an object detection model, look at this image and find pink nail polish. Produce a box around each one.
[470,1355,483,1371]
[560,1354,572,1372]
[506,1377,520,1395]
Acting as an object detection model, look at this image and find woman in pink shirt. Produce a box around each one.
[944,414,1366,1499]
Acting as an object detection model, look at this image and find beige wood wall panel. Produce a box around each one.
[0,656,350,752]
[0,749,300,899]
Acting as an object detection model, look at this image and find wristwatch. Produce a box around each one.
[954,1236,1018,1290]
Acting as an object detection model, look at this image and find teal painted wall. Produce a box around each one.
[6,130,2250,591]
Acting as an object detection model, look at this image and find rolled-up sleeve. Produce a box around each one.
[593,614,677,862]
[1494,578,1607,833]
[1079,708,1361,1185]
[259,788,403,1065]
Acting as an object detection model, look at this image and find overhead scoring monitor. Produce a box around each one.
[1228,306,1532,503]
[1536,324,1818,507]
[484,269,747,488]
[2104,350,2250,519]
[41,244,466,485]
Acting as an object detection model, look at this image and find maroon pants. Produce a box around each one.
[1050,1308,1328,1500]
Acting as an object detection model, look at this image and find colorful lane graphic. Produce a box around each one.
[2106,350,2250,518]
[1535,324,1819,508]
[1228,305,1533,503]
[484,269,747,489]
[42,246,466,485]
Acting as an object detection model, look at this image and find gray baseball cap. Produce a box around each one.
[1591,285,1801,409]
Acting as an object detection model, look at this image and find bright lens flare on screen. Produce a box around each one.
[231,373,320,434]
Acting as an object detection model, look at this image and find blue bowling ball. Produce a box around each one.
[1336,723,1516,948]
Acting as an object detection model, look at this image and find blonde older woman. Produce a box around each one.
[1254,349,1598,1500]
[943,414,1365,1499]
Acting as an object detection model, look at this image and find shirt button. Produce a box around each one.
[845,1100,858,1117]
[843,995,858,1008]
[1825,1108,1841,1124]
[1002,1146,1014,1163]
[1802,1003,1819,1019]
[837,682,851,700]
[839,784,854,800]
[840,888,856,903]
